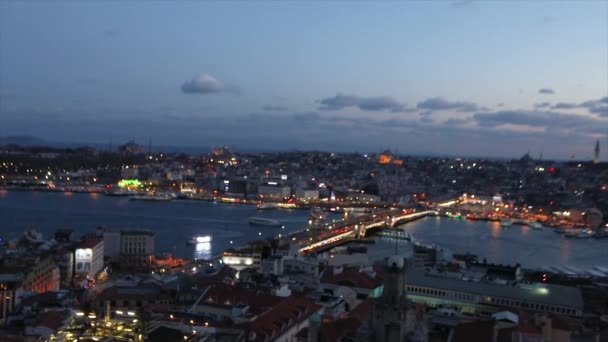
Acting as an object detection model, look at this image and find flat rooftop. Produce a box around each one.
[408,269,584,309]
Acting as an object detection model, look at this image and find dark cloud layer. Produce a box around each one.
[473,109,598,129]
[417,97,480,112]
[551,96,608,116]
[262,105,289,111]
[318,94,412,112]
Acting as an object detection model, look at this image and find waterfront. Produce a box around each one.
[1,191,607,268]
[369,216,608,269]
[0,191,309,259]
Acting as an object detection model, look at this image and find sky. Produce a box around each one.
[0,1,607,159]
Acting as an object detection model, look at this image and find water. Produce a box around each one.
[1,191,607,269]
[0,191,309,259]
[368,216,608,269]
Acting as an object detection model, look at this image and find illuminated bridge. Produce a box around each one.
[297,209,436,255]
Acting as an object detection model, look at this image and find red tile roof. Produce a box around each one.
[79,237,103,249]
[320,267,382,290]
[200,284,283,312]
[246,296,321,342]
[316,299,373,342]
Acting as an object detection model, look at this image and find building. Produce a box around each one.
[101,229,155,269]
[258,181,291,200]
[118,140,145,155]
[221,178,248,197]
[320,266,383,306]
[0,273,24,322]
[284,257,319,276]
[372,256,410,342]
[222,248,262,271]
[120,230,155,269]
[594,139,600,164]
[102,229,121,263]
[74,237,104,279]
[295,189,319,202]
[21,254,61,294]
[406,268,584,317]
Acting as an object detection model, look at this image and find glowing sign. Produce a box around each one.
[118,179,143,188]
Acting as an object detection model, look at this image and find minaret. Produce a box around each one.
[594,140,600,164]
[373,256,409,342]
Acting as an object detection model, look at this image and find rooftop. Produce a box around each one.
[78,237,103,249]
[409,269,584,309]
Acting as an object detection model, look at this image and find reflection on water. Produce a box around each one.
[194,242,212,260]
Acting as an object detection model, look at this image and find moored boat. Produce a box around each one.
[257,202,279,210]
[130,193,175,201]
[529,221,544,230]
[187,235,212,245]
[500,218,513,228]
[248,217,282,227]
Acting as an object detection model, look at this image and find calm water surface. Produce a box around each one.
[1,191,607,269]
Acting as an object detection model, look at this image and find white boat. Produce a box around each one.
[187,235,212,245]
[257,202,280,210]
[248,217,282,227]
[529,221,544,230]
[500,219,513,227]
[105,188,137,196]
[130,193,176,201]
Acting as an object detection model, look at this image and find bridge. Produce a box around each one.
[297,209,436,255]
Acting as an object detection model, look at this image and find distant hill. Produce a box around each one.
[0,135,49,146]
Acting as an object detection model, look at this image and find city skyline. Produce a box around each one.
[1,1,607,159]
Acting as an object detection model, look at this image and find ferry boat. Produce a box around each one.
[500,218,513,228]
[528,221,544,230]
[309,208,326,221]
[187,235,212,245]
[248,217,282,227]
[566,228,594,239]
[130,193,175,201]
[377,230,412,240]
[105,188,137,196]
[257,202,280,210]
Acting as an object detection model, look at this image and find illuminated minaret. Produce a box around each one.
[594,140,600,164]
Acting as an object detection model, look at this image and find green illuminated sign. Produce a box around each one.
[118,179,143,188]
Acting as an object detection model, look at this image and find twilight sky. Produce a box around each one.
[1,1,607,159]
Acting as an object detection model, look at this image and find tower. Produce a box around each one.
[594,139,600,164]
[373,256,409,342]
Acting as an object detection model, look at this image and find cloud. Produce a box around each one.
[318,94,412,112]
[417,97,480,112]
[292,112,320,121]
[538,88,555,95]
[451,0,473,8]
[263,105,288,111]
[551,96,608,116]
[181,74,241,95]
[552,102,578,109]
[535,102,551,109]
[444,117,473,126]
[473,109,598,129]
